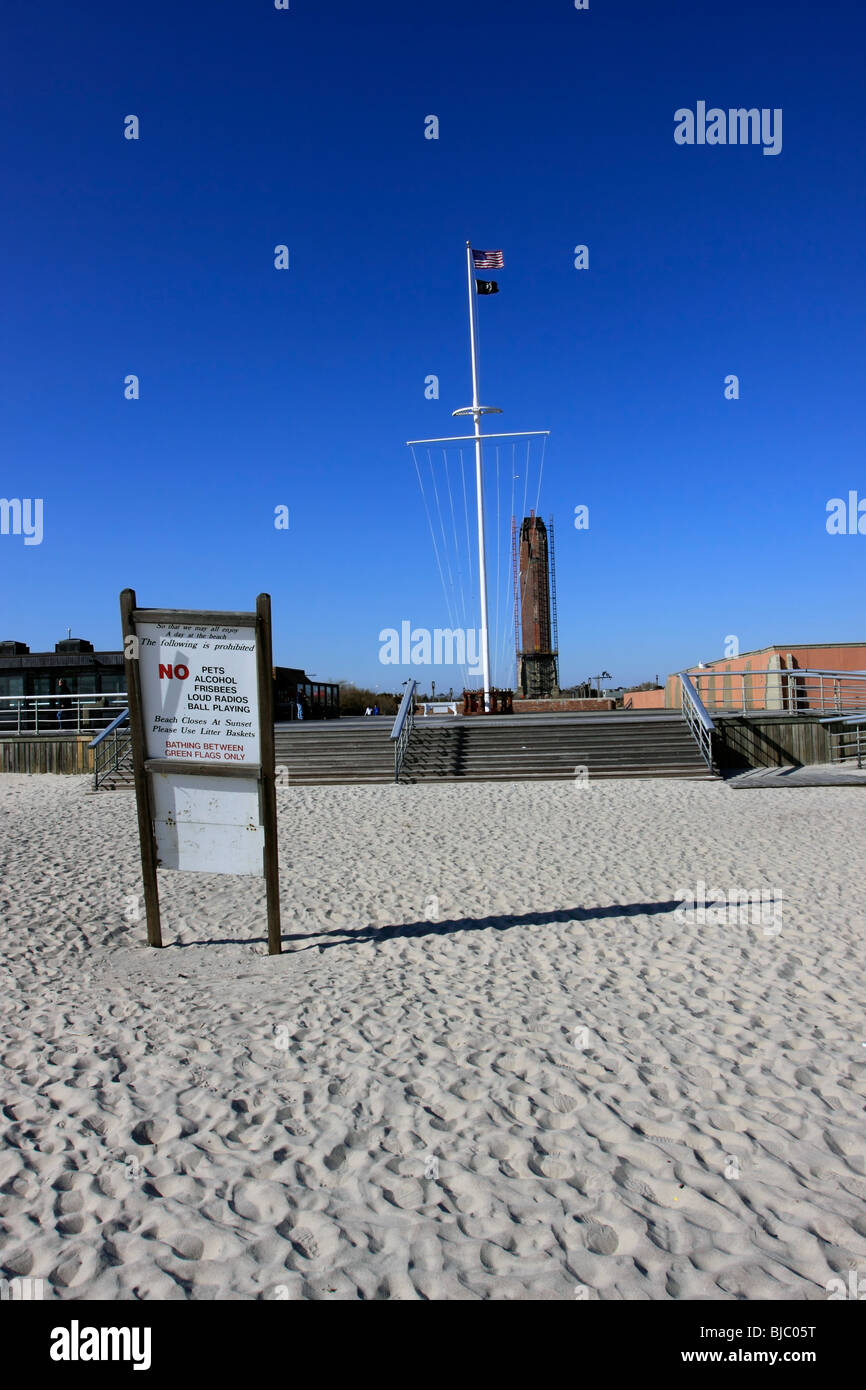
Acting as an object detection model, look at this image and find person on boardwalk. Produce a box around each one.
[56,679,72,729]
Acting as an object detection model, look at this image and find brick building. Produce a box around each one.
[665,642,866,709]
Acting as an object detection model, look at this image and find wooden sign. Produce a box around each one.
[137,618,260,764]
[120,590,281,954]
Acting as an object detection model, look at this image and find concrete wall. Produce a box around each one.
[624,690,665,710]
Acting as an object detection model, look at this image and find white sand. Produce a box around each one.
[1,772,865,1301]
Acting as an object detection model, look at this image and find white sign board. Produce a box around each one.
[151,773,264,875]
[137,621,260,765]
[122,590,281,951]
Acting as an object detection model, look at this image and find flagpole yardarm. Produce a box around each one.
[406,430,546,447]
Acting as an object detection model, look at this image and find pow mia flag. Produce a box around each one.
[475,279,499,295]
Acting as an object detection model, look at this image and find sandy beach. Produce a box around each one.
[1,772,865,1301]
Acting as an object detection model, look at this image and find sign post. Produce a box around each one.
[120,589,282,954]
[256,593,281,957]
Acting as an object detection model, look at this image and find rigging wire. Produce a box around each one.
[432,447,471,687]
[459,445,475,688]
[427,447,458,631]
[506,441,519,686]
[493,444,501,687]
[459,446,473,575]
[498,439,521,686]
[532,431,548,520]
[412,428,549,696]
[520,437,531,530]
[443,447,467,632]
[444,447,471,688]
[515,439,544,682]
[411,446,452,634]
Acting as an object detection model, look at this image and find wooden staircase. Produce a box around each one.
[273,712,716,786]
[97,763,135,790]
[273,717,396,785]
[402,712,715,782]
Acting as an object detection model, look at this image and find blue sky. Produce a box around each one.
[2,0,864,691]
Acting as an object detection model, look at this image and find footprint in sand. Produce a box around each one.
[582,1220,620,1255]
[169,1233,207,1261]
[529,1153,573,1180]
[230,1181,291,1224]
[545,1088,583,1114]
[130,1117,182,1146]
[324,1142,350,1172]
[285,1218,339,1262]
[381,1177,425,1210]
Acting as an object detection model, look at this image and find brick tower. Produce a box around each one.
[517,512,560,698]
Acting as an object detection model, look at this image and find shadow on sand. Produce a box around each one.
[171,899,683,952]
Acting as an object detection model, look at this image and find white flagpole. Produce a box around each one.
[466,241,492,711]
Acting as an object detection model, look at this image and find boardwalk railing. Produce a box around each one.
[89,709,131,789]
[679,672,715,770]
[683,668,866,716]
[390,679,417,782]
[679,667,866,770]
[820,714,866,768]
[0,693,127,735]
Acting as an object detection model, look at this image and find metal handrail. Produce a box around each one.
[390,679,418,782]
[88,708,130,747]
[88,710,132,790]
[683,668,866,716]
[783,668,866,677]
[679,672,715,770]
[821,716,866,769]
[0,692,127,736]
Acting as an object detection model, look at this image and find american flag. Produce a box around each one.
[472,248,504,269]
